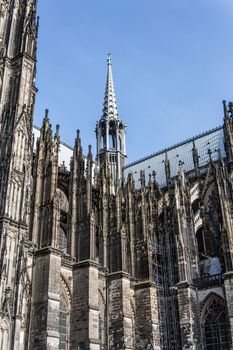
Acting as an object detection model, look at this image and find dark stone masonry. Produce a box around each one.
[0,1,233,349]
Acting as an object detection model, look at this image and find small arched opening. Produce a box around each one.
[109,132,116,149]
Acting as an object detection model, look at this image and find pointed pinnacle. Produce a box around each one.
[101,54,119,120]
[88,145,92,157]
[43,109,50,129]
[107,53,112,65]
[223,100,229,119]
[55,124,60,137]
[45,109,49,120]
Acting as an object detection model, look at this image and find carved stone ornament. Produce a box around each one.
[0,0,9,17]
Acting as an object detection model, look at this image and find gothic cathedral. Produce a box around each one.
[0,1,233,350]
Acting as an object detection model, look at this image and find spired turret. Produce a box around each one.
[96,55,126,186]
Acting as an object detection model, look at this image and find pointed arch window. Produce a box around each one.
[109,132,116,149]
[202,294,231,350]
[100,135,104,149]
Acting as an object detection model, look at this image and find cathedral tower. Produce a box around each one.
[0,0,38,219]
[0,1,38,348]
[96,55,126,186]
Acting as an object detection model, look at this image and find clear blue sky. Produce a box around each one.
[35,0,233,163]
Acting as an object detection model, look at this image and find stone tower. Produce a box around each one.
[0,0,38,348]
[96,55,126,187]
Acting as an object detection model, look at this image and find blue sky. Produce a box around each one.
[36,0,233,163]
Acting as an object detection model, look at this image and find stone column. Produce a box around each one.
[13,316,22,350]
[108,272,133,350]
[176,281,201,350]
[134,281,160,350]
[29,247,62,350]
[70,261,100,350]
[223,271,233,345]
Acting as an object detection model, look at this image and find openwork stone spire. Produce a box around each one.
[96,55,126,186]
[102,54,119,120]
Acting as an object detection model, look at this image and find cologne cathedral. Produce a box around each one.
[1,1,233,350]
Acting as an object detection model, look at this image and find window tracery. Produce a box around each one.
[202,294,231,350]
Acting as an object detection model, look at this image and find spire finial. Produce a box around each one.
[45,109,49,119]
[107,53,112,65]
[223,100,229,119]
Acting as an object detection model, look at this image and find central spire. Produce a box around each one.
[96,55,127,186]
[102,54,119,120]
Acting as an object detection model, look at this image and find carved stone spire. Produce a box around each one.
[192,140,200,177]
[223,100,229,120]
[96,55,126,186]
[223,100,233,163]
[101,54,119,121]
[164,151,171,186]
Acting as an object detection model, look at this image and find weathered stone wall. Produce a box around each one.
[98,271,107,350]
[70,261,100,350]
[134,281,160,350]
[29,249,61,350]
[108,272,133,350]
[177,283,201,350]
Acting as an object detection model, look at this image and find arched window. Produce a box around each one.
[202,294,231,350]
[100,135,104,149]
[109,132,116,149]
